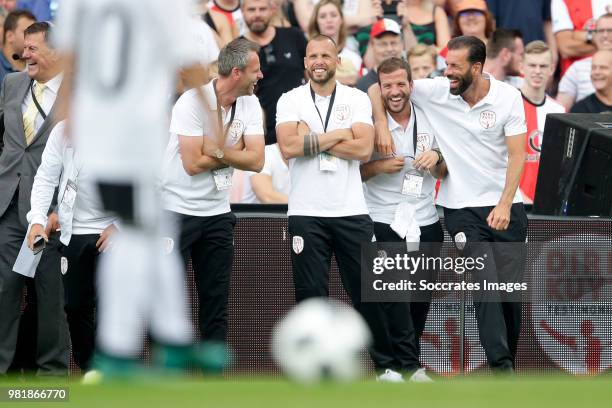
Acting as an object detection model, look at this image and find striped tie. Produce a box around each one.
[23,82,46,145]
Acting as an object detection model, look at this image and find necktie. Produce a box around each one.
[23,82,46,145]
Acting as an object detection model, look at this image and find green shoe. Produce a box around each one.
[154,342,232,375]
[84,352,143,383]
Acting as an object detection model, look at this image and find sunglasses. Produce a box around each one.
[593,28,612,35]
[263,44,276,65]
[458,10,485,18]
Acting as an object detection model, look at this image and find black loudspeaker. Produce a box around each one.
[533,113,612,216]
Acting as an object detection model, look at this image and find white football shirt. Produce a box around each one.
[411,75,527,209]
[53,0,200,182]
[276,82,373,217]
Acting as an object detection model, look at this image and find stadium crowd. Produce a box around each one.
[0,0,610,382]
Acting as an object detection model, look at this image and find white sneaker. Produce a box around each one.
[409,368,433,383]
[376,369,405,383]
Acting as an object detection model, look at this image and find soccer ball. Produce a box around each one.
[272,298,371,383]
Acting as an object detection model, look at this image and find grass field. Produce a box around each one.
[1,376,611,408]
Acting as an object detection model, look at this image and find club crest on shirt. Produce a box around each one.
[479,111,496,129]
[228,119,245,144]
[454,232,467,251]
[527,129,543,163]
[292,236,304,254]
[416,133,431,154]
[334,104,351,122]
[60,257,68,275]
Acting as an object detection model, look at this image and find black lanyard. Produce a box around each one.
[412,103,418,157]
[213,79,236,140]
[29,79,47,120]
[310,84,336,132]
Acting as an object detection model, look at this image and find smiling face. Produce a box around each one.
[305,37,339,85]
[23,32,58,82]
[379,68,412,114]
[316,3,342,39]
[594,16,612,51]
[590,50,612,94]
[445,47,479,95]
[233,51,264,96]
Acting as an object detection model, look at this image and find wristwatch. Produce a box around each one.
[214,148,224,160]
[586,30,594,44]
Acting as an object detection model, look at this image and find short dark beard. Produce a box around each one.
[308,68,336,85]
[449,70,473,95]
[248,20,268,34]
[383,95,409,114]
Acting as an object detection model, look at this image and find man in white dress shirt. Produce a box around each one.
[27,121,117,372]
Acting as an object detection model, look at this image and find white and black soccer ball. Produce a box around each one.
[272,298,371,384]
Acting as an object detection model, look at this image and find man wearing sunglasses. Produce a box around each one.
[558,13,612,110]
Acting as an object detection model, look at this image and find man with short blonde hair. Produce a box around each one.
[518,40,565,204]
[407,44,439,80]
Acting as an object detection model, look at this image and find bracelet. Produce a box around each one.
[432,148,443,165]
[303,131,321,156]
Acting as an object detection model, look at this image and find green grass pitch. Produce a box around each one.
[1,376,611,408]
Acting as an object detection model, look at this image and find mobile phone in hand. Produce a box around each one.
[32,236,46,255]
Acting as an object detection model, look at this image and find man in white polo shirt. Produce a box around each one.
[161,38,265,348]
[370,36,528,372]
[276,35,399,375]
[361,57,447,382]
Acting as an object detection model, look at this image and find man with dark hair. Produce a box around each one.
[370,35,528,372]
[0,9,35,84]
[241,0,307,145]
[484,28,525,86]
[360,57,447,382]
[161,37,264,350]
[0,20,68,376]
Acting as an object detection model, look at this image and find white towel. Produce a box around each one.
[390,201,421,252]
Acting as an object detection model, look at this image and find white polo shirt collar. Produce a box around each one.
[449,73,499,110]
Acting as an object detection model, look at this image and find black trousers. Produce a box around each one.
[173,211,236,343]
[372,221,444,372]
[444,203,528,371]
[60,234,101,371]
[289,215,402,371]
[0,197,69,375]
